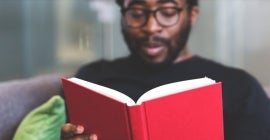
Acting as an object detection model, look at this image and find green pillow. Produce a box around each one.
[13,95,66,140]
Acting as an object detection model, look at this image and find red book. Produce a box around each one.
[62,77,224,140]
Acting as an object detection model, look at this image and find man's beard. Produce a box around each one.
[121,20,192,70]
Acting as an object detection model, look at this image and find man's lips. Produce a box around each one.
[141,43,165,56]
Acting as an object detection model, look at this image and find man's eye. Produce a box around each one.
[160,9,177,17]
[129,10,145,19]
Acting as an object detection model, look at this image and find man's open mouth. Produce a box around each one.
[141,43,165,56]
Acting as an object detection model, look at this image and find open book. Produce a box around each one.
[62,77,224,140]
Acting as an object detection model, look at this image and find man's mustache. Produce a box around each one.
[139,36,171,47]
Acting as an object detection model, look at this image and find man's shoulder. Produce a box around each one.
[80,57,130,70]
[193,56,246,73]
[74,57,131,78]
[191,56,256,83]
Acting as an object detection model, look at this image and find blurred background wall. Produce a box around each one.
[0,0,270,87]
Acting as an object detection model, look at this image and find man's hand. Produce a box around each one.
[60,123,98,140]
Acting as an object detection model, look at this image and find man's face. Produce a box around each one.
[121,0,198,66]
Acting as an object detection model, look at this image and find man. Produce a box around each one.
[61,0,270,139]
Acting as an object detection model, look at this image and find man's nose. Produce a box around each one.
[141,15,162,34]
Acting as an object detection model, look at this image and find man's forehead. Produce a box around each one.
[124,0,184,6]
[128,0,177,1]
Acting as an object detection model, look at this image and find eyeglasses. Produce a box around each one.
[121,7,186,28]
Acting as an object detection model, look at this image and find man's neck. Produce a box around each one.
[173,48,193,64]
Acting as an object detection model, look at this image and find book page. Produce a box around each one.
[68,78,136,106]
[136,77,216,104]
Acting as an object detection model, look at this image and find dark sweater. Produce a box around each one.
[75,55,270,140]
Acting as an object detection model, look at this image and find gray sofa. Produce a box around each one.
[0,74,66,140]
[0,74,269,140]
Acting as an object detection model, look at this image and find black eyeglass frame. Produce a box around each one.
[121,6,186,28]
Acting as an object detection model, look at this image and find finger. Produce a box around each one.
[89,134,98,140]
[61,123,84,139]
[64,134,90,140]
[68,134,89,140]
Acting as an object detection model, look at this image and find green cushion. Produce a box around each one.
[13,95,66,140]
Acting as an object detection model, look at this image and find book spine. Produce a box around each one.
[128,105,148,140]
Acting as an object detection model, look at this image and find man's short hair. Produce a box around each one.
[115,0,198,7]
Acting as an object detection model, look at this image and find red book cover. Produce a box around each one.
[62,77,224,140]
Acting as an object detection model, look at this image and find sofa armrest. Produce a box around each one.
[0,74,65,140]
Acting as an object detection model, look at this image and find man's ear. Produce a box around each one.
[190,6,199,26]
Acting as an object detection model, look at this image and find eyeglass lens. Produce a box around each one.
[124,7,182,28]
